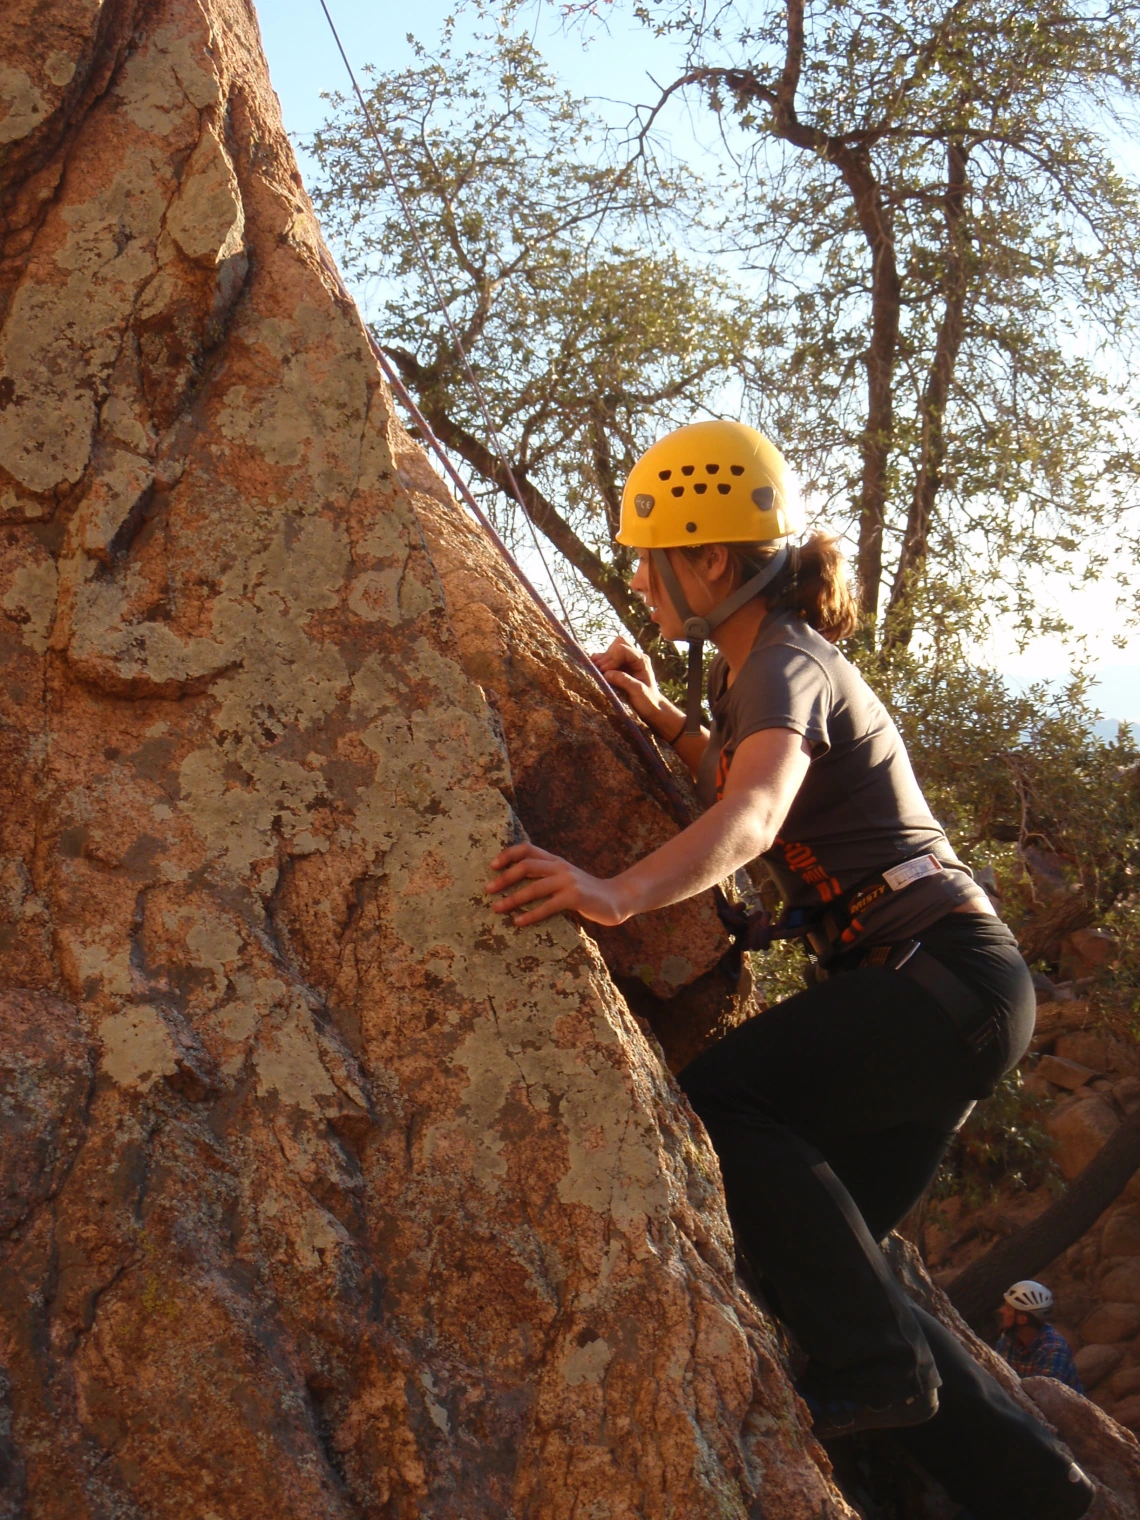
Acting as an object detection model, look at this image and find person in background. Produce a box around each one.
[996,1281,1084,1392]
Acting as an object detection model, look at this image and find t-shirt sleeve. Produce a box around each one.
[730,646,832,755]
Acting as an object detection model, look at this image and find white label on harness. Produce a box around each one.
[882,854,944,891]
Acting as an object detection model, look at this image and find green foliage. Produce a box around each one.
[309,24,755,645]
[625,0,1140,634]
[933,1071,1063,1206]
[1092,893,1140,1018]
[857,607,1140,927]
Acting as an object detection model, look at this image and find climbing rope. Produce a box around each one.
[313,2,696,831]
[316,0,574,632]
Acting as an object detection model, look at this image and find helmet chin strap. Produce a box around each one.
[650,545,790,735]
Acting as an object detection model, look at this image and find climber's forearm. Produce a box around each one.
[611,793,772,918]
[613,725,810,918]
[485,728,809,930]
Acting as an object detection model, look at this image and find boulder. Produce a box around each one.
[1037,1054,1099,1089]
[1102,1262,1140,1305]
[1080,1304,1140,1345]
[1076,1344,1126,1390]
[1111,1395,1140,1435]
[1025,1378,1140,1509]
[0,0,855,1515]
[1055,1284,1096,1328]
[1061,928,1121,976]
[1055,1031,1109,1071]
[1109,1366,1140,1401]
[1103,1208,1140,1260]
[1108,1039,1140,1079]
[1048,1096,1120,1179]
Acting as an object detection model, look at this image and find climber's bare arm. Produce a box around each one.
[485,727,810,928]
[591,635,708,776]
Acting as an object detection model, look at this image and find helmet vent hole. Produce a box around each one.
[693,482,707,495]
[705,463,720,474]
[671,486,685,497]
[717,483,731,495]
[685,522,697,533]
[658,469,672,480]
[730,465,744,476]
[681,465,695,476]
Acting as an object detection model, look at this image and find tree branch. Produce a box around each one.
[382,346,685,684]
[687,36,901,622]
[946,1103,1140,1333]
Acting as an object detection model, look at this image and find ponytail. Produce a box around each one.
[678,531,859,643]
[764,532,859,642]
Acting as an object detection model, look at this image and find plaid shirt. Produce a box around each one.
[995,1323,1084,1392]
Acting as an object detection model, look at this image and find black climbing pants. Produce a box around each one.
[678,913,1081,1520]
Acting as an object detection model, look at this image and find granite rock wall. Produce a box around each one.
[0,1,849,1514]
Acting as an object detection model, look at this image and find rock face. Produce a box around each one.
[0,1,849,1515]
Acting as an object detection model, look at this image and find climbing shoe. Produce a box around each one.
[1040,1464,1095,1520]
[953,1462,1093,1520]
[800,1384,939,1441]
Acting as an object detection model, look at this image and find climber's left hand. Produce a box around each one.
[485,844,628,928]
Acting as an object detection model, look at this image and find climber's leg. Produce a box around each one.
[820,1114,967,1243]
[897,1307,1095,1520]
[678,964,974,1405]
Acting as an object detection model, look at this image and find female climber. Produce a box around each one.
[484,420,1092,1520]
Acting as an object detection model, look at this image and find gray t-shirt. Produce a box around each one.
[694,611,989,945]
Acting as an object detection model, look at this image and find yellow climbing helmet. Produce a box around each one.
[617,420,801,548]
[618,421,802,736]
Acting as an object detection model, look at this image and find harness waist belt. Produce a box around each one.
[715,852,956,982]
[808,852,946,961]
[895,945,999,1058]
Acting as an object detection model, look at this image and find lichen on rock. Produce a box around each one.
[0,0,856,1514]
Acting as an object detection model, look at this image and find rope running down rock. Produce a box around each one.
[313,3,696,832]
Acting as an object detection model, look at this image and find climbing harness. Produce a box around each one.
[714,856,1000,1060]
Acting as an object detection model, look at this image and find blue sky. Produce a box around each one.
[257,0,1140,725]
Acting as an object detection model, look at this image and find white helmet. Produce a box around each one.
[1004,1280,1054,1316]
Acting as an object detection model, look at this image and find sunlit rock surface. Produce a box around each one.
[0,1,854,1514]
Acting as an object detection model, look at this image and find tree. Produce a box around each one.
[868,596,1140,949]
[310,25,761,679]
[620,0,1140,643]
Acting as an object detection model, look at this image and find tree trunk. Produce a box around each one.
[735,2,902,625]
[885,138,970,648]
[836,144,901,626]
[946,1106,1140,1332]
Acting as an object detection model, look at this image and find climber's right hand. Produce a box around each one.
[592,637,678,737]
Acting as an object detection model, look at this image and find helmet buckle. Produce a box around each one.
[683,617,711,639]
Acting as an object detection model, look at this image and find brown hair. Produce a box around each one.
[676,530,859,643]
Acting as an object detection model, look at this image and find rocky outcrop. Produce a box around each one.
[931,1000,1140,1438]
[0,1,848,1515]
